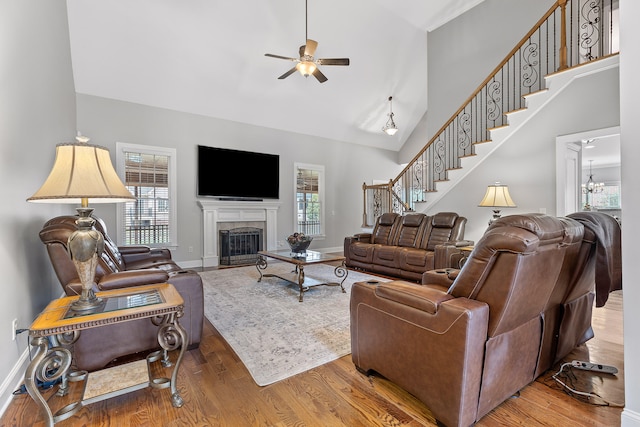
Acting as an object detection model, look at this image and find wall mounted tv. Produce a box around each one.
[197,145,280,200]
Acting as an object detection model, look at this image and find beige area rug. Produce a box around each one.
[199,263,389,386]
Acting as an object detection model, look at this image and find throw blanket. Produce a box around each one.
[568,212,622,307]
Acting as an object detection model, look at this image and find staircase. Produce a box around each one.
[361,0,619,227]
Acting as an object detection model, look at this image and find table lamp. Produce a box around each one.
[27,135,134,311]
[478,182,517,225]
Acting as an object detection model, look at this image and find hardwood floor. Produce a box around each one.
[1,281,623,426]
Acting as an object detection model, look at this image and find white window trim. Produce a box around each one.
[293,162,325,239]
[116,142,178,249]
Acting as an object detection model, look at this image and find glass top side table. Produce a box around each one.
[25,283,187,427]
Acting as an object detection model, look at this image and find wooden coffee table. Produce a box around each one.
[256,250,348,302]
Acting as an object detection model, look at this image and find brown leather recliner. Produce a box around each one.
[425,212,623,379]
[350,214,584,427]
[39,215,204,371]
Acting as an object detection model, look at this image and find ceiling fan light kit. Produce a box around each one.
[265,0,349,83]
[296,60,316,77]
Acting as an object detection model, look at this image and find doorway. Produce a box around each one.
[555,126,621,218]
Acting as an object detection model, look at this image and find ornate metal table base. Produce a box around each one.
[24,284,187,427]
[256,254,348,302]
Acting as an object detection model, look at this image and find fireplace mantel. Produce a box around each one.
[198,200,281,267]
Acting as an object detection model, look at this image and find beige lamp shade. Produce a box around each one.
[27,142,134,204]
[27,137,134,311]
[478,183,517,208]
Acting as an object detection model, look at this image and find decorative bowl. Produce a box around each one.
[287,233,313,255]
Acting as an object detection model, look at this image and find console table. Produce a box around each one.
[24,283,188,427]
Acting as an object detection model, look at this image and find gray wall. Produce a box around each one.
[0,1,77,407]
[620,1,640,424]
[75,94,404,264]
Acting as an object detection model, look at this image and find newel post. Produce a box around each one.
[558,0,568,70]
[361,182,369,227]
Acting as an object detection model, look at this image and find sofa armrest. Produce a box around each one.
[434,242,474,269]
[119,246,173,265]
[449,239,474,247]
[97,269,170,291]
[353,233,372,243]
[422,268,459,287]
[167,270,204,347]
[375,281,454,314]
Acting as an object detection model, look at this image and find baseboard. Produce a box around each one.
[178,259,203,269]
[0,347,30,419]
[622,408,640,427]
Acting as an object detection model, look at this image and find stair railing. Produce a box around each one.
[361,0,619,224]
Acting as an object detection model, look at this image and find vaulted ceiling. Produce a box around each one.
[66,0,485,152]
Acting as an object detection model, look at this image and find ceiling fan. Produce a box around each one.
[265,0,350,83]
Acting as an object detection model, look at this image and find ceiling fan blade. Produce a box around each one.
[304,39,318,57]
[312,67,328,83]
[265,53,297,61]
[278,66,298,80]
[317,58,350,66]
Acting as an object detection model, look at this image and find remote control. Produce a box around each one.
[571,360,618,374]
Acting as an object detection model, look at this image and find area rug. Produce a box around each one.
[199,263,389,386]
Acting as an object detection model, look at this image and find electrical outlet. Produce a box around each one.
[188,246,194,253]
[11,318,18,341]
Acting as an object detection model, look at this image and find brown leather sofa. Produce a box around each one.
[344,212,470,281]
[350,214,590,427]
[39,215,204,371]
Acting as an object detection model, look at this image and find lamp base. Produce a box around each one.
[68,207,105,312]
[70,291,104,312]
[488,209,502,226]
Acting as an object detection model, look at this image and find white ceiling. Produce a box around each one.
[581,134,621,169]
[66,0,486,152]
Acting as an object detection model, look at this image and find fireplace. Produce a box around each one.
[198,200,281,267]
[219,227,263,266]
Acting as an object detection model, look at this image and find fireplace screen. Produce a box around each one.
[219,227,263,266]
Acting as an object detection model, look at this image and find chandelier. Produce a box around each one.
[581,160,604,211]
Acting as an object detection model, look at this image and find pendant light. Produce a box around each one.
[382,96,398,136]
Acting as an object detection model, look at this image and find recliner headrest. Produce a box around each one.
[431,212,458,228]
[402,213,425,227]
[379,212,399,226]
[489,214,565,245]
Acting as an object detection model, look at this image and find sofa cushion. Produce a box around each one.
[398,247,436,273]
[396,214,428,248]
[372,213,400,245]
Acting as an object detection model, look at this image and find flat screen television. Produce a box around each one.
[197,145,280,200]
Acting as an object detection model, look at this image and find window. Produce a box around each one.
[294,163,325,237]
[116,143,177,248]
[582,183,621,210]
